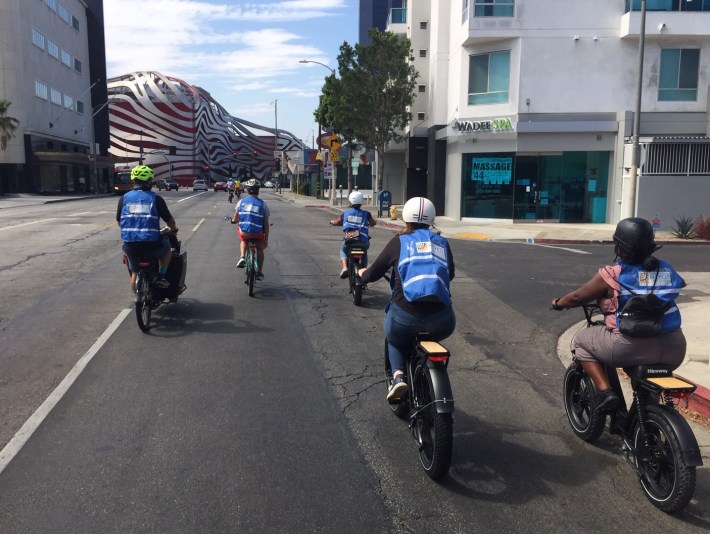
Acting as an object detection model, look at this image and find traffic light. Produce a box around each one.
[253,149,258,157]
[232,150,238,157]
[204,165,209,172]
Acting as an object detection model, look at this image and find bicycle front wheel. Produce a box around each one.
[135,273,152,332]
[563,363,606,442]
[413,363,452,480]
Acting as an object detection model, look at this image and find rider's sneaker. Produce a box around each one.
[256,272,265,281]
[236,257,246,268]
[595,388,620,413]
[155,277,170,289]
[339,268,348,279]
[387,375,408,402]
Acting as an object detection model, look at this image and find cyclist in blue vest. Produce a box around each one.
[358,197,456,401]
[330,191,377,279]
[551,217,686,412]
[232,179,270,280]
[116,165,178,292]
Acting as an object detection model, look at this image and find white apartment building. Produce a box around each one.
[381,0,710,226]
[0,0,110,194]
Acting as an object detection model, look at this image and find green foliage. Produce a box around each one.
[313,29,419,191]
[671,216,697,239]
[694,216,710,241]
[0,100,20,151]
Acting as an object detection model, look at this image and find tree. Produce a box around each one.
[335,29,418,192]
[0,100,20,151]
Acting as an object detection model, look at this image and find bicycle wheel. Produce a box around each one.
[245,246,256,297]
[563,363,606,442]
[413,362,452,480]
[633,409,697,513]
[135,272,152,332]
[349,260,362,306]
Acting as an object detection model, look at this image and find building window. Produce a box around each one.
[468,50,511,105]
[420,21,428,30]
[76,101,85,114]
[72,16,80,31]
[48,40,60,59]
[417,112,426,121]
[63,94,74,110]
[32,28,45,50]
[475,0,515,17]
[462,0,469,23]
[658,48,700,101]
[418,84,426,93]
[419,49,427,58]
[44,0,57,12]
[35,81,49,100]
[58,3,70,23]
[61,50,73,67]
[74,58,82,73]
[50,88,63,105]
[625,0,710,12]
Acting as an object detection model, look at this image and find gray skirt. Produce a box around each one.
[573,325,686,370]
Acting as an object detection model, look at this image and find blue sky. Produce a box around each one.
[103,0,358,147]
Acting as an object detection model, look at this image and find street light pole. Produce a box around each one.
[623,0,647,219]
[300,60,338,202]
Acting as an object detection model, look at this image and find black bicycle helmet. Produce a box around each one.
[612,217,657,260]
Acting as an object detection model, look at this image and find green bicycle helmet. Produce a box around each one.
[131,165,154,182]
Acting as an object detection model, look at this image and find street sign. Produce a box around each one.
[329,150,339,162]
[328,134,342,152]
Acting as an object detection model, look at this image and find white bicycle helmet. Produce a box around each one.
[402,197,436,225]
[348,191,364,205]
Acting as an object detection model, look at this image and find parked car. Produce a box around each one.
[193,179,208,192]
[213,181,227,191]
[156,178,179,191]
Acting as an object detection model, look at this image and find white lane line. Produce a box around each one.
[177,192,206,202]
[69,212,92,216]
[0,218,57,232]
[534,244,591,254]
[0,308,131,475]
[193,218,205,232]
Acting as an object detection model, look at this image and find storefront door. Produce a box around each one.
[513,155,562,221]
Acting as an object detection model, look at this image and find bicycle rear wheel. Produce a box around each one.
[413,362,452,480]
[245,245,256,297]
[349,260,362,306]
[135,272,152,332]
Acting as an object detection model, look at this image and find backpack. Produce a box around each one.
[616,267,672,337]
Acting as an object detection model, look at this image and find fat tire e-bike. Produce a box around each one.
[563,303,702,513]
[127,228,186,332]
[385,335,454,480]
[343,231,369,306]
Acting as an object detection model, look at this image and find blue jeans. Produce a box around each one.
[340,239,369,266]
[384,302,456,373]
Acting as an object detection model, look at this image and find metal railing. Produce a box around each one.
[642,140,710,175]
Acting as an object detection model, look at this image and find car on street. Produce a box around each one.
[213,181,227,191]
[193,179,208,192]
[155,178,179,191]
[263,180,277,189]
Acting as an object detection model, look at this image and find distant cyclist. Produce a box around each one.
[231,179,269,280]
[330,191,376,279]
[358,197,455,401]
[116,165,178,292]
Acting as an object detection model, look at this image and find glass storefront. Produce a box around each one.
[461,151,609,222]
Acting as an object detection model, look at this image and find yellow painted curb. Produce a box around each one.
[454,232,494,240]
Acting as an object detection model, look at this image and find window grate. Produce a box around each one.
[643,141,710,175]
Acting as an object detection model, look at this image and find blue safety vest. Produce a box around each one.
[396,229,451,304]
[616,260,684,334]
[120,189,160,242]
[342,208,370,242]
[238,196,266,234]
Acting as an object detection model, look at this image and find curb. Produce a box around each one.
[675,377,710,419]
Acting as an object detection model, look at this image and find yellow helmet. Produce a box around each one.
[130,165,154,182]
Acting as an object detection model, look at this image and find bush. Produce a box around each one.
[671,216,697,239]
[695,216,710,241]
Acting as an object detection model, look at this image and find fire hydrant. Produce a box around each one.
[389,205,398,220]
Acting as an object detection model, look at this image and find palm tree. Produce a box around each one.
[0,100,20,151]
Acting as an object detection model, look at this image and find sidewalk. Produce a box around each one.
[277,190,710,421]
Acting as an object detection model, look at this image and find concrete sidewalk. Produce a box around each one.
[275,189,710,421]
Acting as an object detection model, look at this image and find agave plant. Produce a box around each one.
[671,216,697,239]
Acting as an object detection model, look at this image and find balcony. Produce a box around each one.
[386,8,407,35]
[621,8,710,38]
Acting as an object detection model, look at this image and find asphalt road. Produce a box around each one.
[0,191,707,533]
